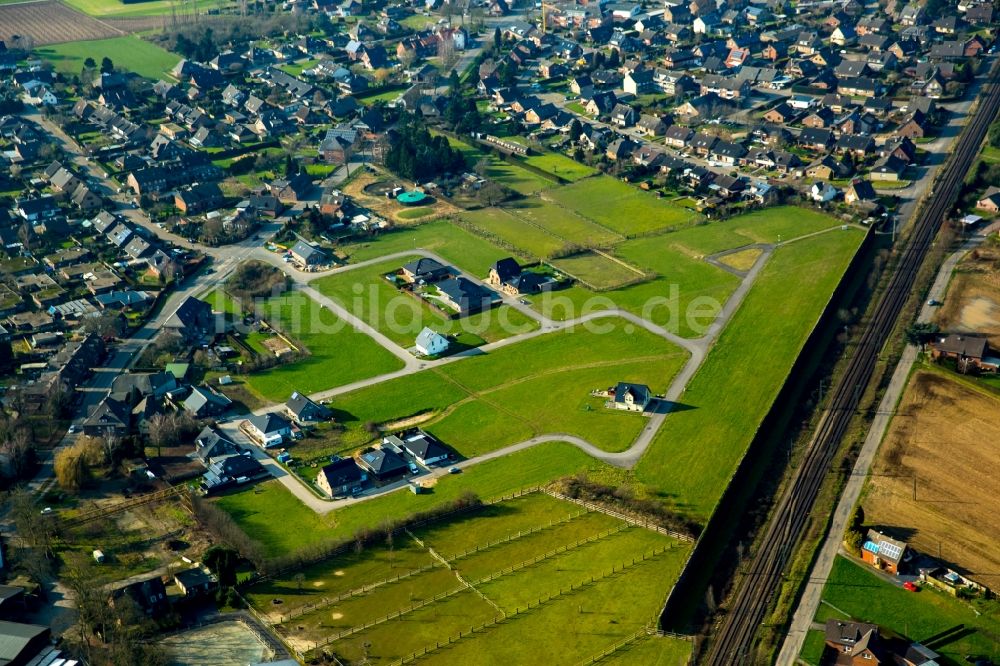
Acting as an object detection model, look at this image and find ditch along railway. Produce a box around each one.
[702,64,1000,665]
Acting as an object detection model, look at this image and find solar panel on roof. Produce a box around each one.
[878,540,902,561]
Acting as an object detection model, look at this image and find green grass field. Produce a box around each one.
[62,0,230,15]
[245,291,405,402]
[245,491,691,663]
[459,207,567,259]
[545,177,701,236]
[355,87,405,106]
[443,134,557,195]
[521,151,598,182]
[636,227,865,518]
[549,252,645,290]
[598,635,693,665]
[504,199,622,248]
[330,323,687,456]
[37,37,179,80]
[809,556,1000,664]
[338,219,511,276]
[312,256,539,348]
[216,441,627,559]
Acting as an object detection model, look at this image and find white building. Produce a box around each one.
[415,327,449,356]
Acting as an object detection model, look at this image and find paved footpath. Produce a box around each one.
[776,229,993,665]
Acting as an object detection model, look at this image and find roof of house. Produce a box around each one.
[245,412,291,435]
[398,431,449,461]
[165,296,213,330]
[934,333,988,359]
[613,382,652,406]
[358,447,408,475]
[175,567,216,589]
[0,620,49,663]
[862,529,907,564]
[290,240,328,262]
[286,391,332,421]
[490,257,521,282]
[320,458,365,487]
[402,257,448,278]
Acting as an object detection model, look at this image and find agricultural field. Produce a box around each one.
[37,36,180,79]
[862,369,1000,589]
[549,251,645,291]
[244,492,692,663]
[544,176,700,236]
[636,227,865,518]
[331,323,687,457]
[934,242,1000,347]
[312,256,539,349]
[806,556,1000,665]
[0,1,119,46]
[245,291,405,402]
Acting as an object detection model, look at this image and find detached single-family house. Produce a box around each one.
[317,458,367,497]
[183,386,232,418]
[415,327,449,356]
[487,258,548,296]
[861,529,909,575]
[437,278,499,316]
[930,333,998,373]
[608,382,652,412]
[976,186,1000,213]
[174,568,217,597]
[401,257,450,283]
[386,430,450,466]
[290,240,328,267]
[285,391,332,424]
[242,413,293,447]
[357,447,409,480]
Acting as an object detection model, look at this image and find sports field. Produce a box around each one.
[245,492,692,663]
[331,323,688,456]
[37,36,180,79]
[245,291,405,402]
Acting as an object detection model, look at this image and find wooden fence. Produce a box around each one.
[542,488,695,543]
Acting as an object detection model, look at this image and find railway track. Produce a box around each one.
[703,63,1000,665]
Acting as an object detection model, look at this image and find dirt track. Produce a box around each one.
[865,370,1000,587]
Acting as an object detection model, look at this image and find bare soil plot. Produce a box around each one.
[935,245,1000,346]
[864,370,1000,587]
[0,1,121,45]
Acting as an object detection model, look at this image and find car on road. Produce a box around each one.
[409,463,420,474]
[927,299,941,306]
[448,466,461,474]
[903,581,918,592]
[40,507,53,515]
[68,425,79,434]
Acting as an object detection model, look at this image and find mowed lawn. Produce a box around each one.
[37,36,180,79]
[248,491,692,664]
[504,199,622,248]
[332,324,688,456]
[245,290,405,402]
[312,256,539,348]
[545,176,701,236]
[216,441,618,559]
[522,151,598,181]
[549,251,645,290]
[337,219,511,276]
[62,0,230,15]
[443,134,556,195]
[812,556,1000,665]
[460,207,567,259]
[636,227,865,518]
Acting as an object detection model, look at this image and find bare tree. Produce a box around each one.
[147,413,174,459]
[437,35,457,72]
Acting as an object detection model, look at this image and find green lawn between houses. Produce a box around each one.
[244,290,405,403]
[805,556,1000,665]
[442,134,557,196]
[215,441,627,559]
[521,151,598,182]
[36,37,180,80]
[330,322,688,457]
[312,256,539,349]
